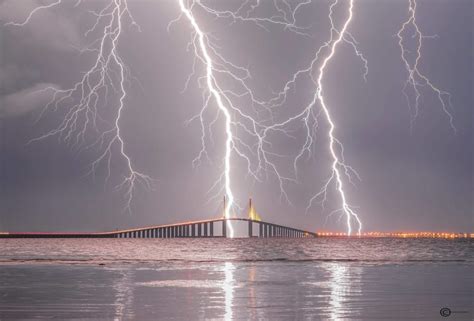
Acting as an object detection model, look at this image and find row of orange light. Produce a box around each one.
[317,231,473,238]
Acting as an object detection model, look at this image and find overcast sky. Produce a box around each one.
[0,0,472,233]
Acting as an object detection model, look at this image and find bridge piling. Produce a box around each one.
[2,217,317,239]
[222,220,227,238]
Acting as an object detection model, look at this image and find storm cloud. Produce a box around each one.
[0,0,471,233]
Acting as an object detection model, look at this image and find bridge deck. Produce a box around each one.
[0,218,317,238]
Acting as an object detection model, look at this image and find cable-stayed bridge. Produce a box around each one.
[0,199,317,238]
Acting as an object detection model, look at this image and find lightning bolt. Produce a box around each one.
[177,0,236,237]
[262,0,364,235]
[397,0,455,132]
[4,0,63,27]
[313,0,362,236]
[5,0,152,213]
[173,0,314,237]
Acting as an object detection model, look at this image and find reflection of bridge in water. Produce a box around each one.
[0,199,317,238]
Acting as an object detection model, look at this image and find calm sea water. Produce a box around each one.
[0,238,472,320]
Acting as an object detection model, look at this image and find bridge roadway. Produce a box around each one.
[0,218,317,238]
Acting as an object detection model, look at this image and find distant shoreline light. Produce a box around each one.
[316,231,473,239]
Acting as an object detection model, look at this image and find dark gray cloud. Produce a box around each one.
[0,0,471,233]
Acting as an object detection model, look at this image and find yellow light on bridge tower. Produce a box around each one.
[248,198,261,221]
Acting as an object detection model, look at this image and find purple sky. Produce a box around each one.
[0,0,472,233]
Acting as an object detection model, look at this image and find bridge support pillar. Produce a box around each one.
[248,220,253,237]
[204,222,208,237]
[222,220,227,238]
[259,223,263,237]
[210,222,214,237]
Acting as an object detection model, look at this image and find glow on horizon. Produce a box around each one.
[317,231,473,238]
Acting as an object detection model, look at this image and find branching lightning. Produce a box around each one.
[397,0,455,132]
[6,0,456,236]
[173,0,315,236]
[260,0,365,235]
[5,0,152,213]
[312,0,362,236]
[177,0,236,237]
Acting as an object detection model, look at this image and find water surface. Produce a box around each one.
[0,238,472,320]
